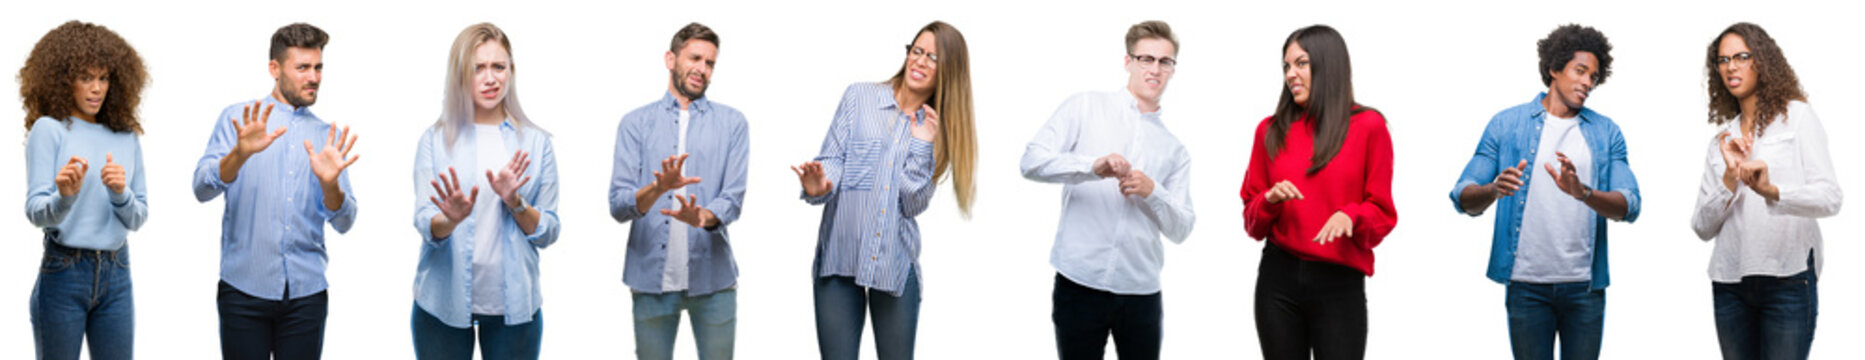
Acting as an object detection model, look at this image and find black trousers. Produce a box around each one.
[1255,243,1368,360]
[217,281,328,360]
[1052,273,1162,360]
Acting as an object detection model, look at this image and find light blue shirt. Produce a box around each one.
[193,96,358,301]
[1449,93,1641,290]
[610,92,749,296]
[802,82,938,297]
[412,119,560,328]
[25,117,149,250]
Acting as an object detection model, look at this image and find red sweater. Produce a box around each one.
[1240,110,1397,276]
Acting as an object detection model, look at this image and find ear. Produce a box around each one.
[665,51,677,71]
[269,59,282,80]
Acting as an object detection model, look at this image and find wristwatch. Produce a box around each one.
[1578,187,1593,201]
[507,197,528,214]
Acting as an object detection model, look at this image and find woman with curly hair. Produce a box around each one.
[1690,22,1840,360]
[19,20,150,360]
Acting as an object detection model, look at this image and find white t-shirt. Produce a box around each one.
[471,123,507,315]
[662,109,692,292]
[1512,114,1596,283]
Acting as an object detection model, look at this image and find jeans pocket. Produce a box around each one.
[39,252,72,274]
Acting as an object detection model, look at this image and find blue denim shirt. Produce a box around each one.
[412,119,561,327]
[610,93,750,296]
[193,96,358,300]
[1449,93,1641,290]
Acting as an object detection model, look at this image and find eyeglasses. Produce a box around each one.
[1130,54,1177,70]
[1714,52,1753,67]
[905,45,939,65]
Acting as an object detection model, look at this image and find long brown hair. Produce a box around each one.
[1705,22,1804,132]
[1267,25,1372,174]
[888,21,975,217]
[19,20,147,134]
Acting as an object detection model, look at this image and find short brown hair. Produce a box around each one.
[670,22,719,53]
[1125,20,1178,55]
[19,20,147,134]
[270,23,328,61]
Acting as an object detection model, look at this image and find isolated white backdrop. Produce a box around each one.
[2,0,1859,358]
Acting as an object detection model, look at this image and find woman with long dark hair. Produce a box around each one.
[1240,25,1396,360]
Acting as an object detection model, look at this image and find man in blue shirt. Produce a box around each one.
[609,23,750,360]
[1448,24,1640,360]
[192,23,361,360]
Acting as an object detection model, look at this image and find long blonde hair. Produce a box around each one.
[888,21,975,218]
[438,22,538,151]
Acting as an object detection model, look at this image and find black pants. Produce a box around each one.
[1255,243,1368,360]
[1052,273,1162,360]
[217,281,328,360]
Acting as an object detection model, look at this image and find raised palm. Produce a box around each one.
[305,124,360,187]
[429,167,477,222]
[233,101,287,156]
[486,150,533,208]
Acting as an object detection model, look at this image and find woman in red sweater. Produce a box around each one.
[1240,24,1397,360]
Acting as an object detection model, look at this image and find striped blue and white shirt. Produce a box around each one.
[193,96,358,301]
[412,119,561,328]
[803,82,938,297]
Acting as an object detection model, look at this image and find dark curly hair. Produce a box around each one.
[18,20,146,134]
[1537,24,1613,87]
[1705,22,1803,131]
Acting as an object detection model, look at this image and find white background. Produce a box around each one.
[3,0,1860,358]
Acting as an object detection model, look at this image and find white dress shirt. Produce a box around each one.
[1020,89,1195,295]
[1691,101,1841,283]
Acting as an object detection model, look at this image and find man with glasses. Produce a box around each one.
[610,22,749,360]
[1019,20,1194,360]
[1447,24,1640,360]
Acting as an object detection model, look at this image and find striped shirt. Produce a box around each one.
[193,96,359,301]
[802,82,938,297]
[610,92,750,296]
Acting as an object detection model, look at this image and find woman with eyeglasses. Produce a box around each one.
[790,21,976,360]
[1239,24,1395,360]
[1690,22,1839,360]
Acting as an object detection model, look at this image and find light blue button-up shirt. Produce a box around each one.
[193,96,358,301]
[1449,93,1641,290]
[412,119,560,327]
[610,92,749,296]
[802,82,938,297]
[25,117,149,250]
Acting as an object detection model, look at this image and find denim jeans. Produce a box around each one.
[411,303,542,360]
[1713,253,1817,360]
[632,289,736,360]
[1052,273,1161,360]
[217,281,327,360]
[1255,243,1367,360]
[814,269,919,360]
[31,237,133,360]
[1505,281,1605,360]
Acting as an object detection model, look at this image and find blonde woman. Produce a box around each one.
[790,20,976,360]
[410,23,560,360]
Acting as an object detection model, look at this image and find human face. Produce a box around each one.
[666,39,717,101]
[270,47,323,107]
[1547,51,1599,112]
[901,31,939,94]
[1125,38,1176,104]
[1283,41,1312,107]
[1716,33,1757,100]
[71,67,109,121]
[472,40,511,113]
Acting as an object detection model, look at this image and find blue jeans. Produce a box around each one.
[1713,253,1817,360]
[632,289,736,360]
[217,281,327,360]
[30,238,133,360]
[814,270,919,360]
[410,303,543,360]
[1505,281,1605,360]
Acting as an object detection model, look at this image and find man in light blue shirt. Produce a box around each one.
[1449,24,1639,360]
[609,23,749,360]
[191,23,361,360]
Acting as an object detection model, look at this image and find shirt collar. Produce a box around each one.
[1531,92,1592,124]
[660,91,712,114]
[261,93,314,118]
[1122,87,1163,118]
[874,83,929,118]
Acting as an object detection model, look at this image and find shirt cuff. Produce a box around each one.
[110,188,134,207]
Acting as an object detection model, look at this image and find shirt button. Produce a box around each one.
[875,232,882,237]
[884,186,890,191]
[871,256,878,261]
[881,209,887,215]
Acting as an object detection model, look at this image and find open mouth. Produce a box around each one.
[910,69,927,81]
[481,87,500,99]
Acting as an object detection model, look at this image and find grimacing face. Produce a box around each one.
[668,39,717,101]
[1548,51,1599,112]
[901,31,939,94]
[72,67,109,119]
[1283,41,1312,107]
[272,47,323,107]
[472,40,511,113]
[1125,37,1175,105]
[1717,33,1758,101]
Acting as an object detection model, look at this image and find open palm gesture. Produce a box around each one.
[305,123,360,187]
[430,167,478,223]
[486,150,533,208]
